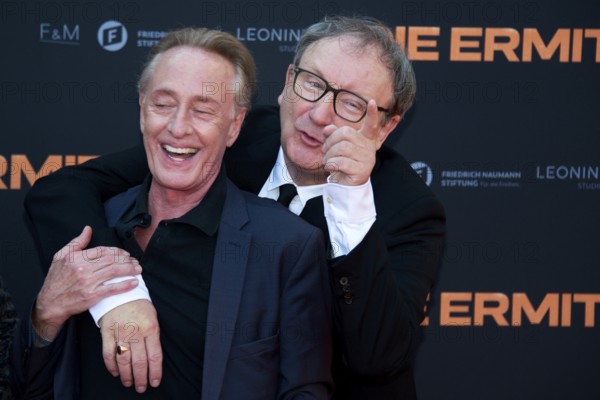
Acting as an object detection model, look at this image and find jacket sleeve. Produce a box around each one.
[24,145,148,270]
[10,305,71,400]
[329,192,446,381]
[279,228,333,399]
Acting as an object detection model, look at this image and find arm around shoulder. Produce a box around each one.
[24,145,148,268]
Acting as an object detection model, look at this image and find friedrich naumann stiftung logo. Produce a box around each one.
[98,20,128,52]
[411,162,433,186]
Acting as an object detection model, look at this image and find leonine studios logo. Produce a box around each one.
[98,20,128,52]
[536,164,600,190]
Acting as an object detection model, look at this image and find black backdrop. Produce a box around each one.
[1,1,599,398]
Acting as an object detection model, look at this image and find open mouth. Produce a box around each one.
[300,131,322,147]
[162,144,198,161]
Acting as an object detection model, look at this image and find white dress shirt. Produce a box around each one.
[259,148,376,258]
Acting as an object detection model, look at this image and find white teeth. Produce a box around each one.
[163,144,198,154]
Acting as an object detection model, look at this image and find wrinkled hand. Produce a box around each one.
[99,299,162,393]
[34,226,142,341]
[322,100,381,186]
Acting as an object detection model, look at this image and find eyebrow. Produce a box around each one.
[149,88,220,105]
[298,64,347,92]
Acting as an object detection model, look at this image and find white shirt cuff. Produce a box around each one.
[323,178,376,258]
[88,275,151,326]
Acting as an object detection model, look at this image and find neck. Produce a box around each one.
[147,178,213,221]
[135,177,214,251]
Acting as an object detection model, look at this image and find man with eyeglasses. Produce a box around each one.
[24,16,446,399]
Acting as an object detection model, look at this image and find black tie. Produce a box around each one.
[277,184,297,207]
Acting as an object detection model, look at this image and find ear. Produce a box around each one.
[138,94,146,134]
[375,114,401,149]
[277,64,295,106]
[226,107,247,147]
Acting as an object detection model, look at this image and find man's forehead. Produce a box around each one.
[301,35,376,61]
[154,46,235,77]
[146,47,238,103]
[301,38,390,86]
[301,39,384,76]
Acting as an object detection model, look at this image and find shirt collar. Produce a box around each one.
[120,167,227,237]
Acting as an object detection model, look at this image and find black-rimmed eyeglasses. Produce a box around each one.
[291,65,389,123]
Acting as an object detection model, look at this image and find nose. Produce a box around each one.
[308,92,336,126]
[168,107,192,137]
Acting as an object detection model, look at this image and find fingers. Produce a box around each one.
[130,338,149,392]
[101,326,120,377]
[98,300,162,391]
[322,124,337,139]
[39,243,142,325]
[106,322,143,391]
[322,103,380,154]
[321,124,338,155]
[113,334,159,393]
[322,100,380,155]
[95,277,140,298]
[321,101,381,186]
[322,128,375,186]
[145,330,163,388]
[116,342,134,388]
[118,329,163,393]
[83,247,133,270]
[52,227,135,273]
[62,247,141,301]
[93,256,142,281]
[359,99,381,140]
[57,244,139,278]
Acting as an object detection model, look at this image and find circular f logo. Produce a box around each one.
[98,21,128,52]
[411,162,433,186]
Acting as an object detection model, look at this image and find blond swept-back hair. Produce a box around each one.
[137,27,256,109]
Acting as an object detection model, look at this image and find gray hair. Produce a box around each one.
[137,27,256,109]
[294,16,416,120]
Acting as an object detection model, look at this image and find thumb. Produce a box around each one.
[360,100,380,140]
[67,225,93,252]
[51,226,93,263]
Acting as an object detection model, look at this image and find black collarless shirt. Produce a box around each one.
[77,168,226,399]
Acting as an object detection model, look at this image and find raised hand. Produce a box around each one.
[322,100,383,186]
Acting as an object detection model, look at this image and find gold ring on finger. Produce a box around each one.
[116,344,129,355]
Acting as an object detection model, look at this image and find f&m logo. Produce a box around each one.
[98,20,128,52]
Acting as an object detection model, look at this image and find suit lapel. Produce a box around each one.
[202,181,251,400]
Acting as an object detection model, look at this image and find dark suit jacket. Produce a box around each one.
[20,106,446,399]
[12,179,332,399]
